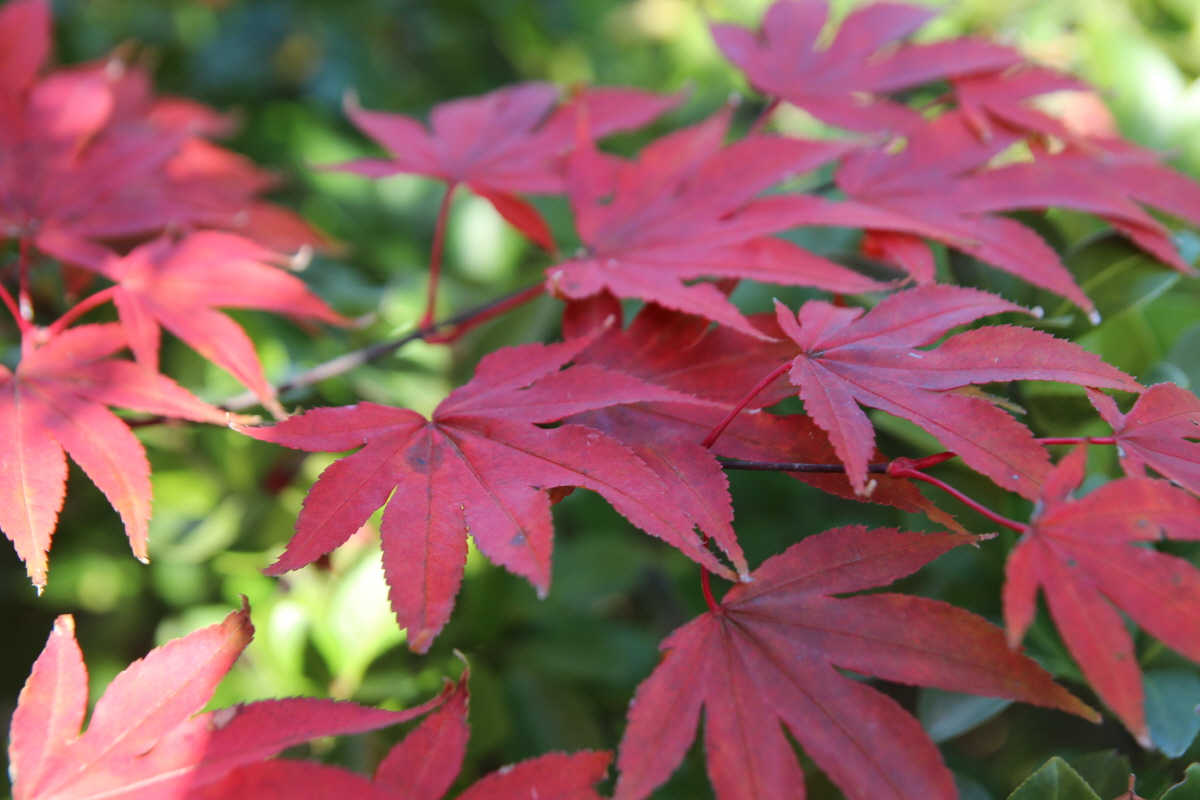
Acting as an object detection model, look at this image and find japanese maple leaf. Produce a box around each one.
[961,136,1200,274]
[8,604,450,800]
[562,293,964,537]
[772,284,1140,498]
[0,0,49,112]
[340,82,678,249]
[0,16,324,263]
[0,323,231,589]
[203,669,611,800]
[93,231,345,417]
[711,0,1019,133]
[1089,383,1200,496]
[1003,445,1200,742]
[546,109,884,337]
[775,111,1099,312]
[614,525,1096,800]
[239,336,734,653]
[952,65,1090,142]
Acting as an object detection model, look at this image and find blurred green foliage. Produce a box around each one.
[6,0,1200,799]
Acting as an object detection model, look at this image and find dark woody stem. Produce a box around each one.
[220,280,545,412]
[719,457,1027,533]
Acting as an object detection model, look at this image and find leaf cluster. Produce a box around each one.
[9,1,1200,799]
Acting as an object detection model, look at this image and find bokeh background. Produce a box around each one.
[6,0,1200,798]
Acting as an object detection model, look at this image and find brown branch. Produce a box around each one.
[718,459,889,474]
[219,280,545,411]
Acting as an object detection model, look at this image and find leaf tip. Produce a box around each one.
[288,244,313,272]
[1029,305,1044,319]
[1087,308,1102,326]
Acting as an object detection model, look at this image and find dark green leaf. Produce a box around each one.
[1009,758,1102,800]
[1161,764,1200,800]
[1068,751,1131,800]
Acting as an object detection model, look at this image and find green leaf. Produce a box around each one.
[1068,751,1131,800]
[1009,758,1102,800]
[1145,669,1200,758]
[917,688,1012,743]
[1161,764,1200,800]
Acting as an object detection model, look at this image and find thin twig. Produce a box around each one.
[719,458,889,474]
[220,280,545,412]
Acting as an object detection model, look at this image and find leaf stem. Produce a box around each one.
[0,280,29,335]
[886,464,1027,533]
[721,456,1026,532]
[700,566,720,614]
[1038,436,1116,446]
[700,361,792,449]
[424,282,544,345]
[420,181,458,330]
[719,458,889,474]
[45,286,117,338]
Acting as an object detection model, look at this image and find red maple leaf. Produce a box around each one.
[0,0,49,113]
[711,0,1019,133]
[952,64,1090,141]
[203,668,611,800]
[8,604,449,800]
[563,293,965,537]
[546,109,883,337]
[777,111,1101,313]
[614,525,1096,800]
[1089,383,1200,496]
[340,82,678,249]
[0,323,230,588]
[962,136,1200,275]
[1003,445,1200,742]
[239,336,735,653]
[0,3,324,264]
[772,284,1140,498]
[90,231,345,417]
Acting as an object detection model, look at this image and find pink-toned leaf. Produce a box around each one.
[8,616,88,798]
[712,0,1019,133]
[374,673,469,800]
[0,324,226,587]
[546,109,881,337]
[97,232,343,411]
[774,286,1139,496]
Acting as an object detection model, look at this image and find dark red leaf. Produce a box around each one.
[615,525,1096,800]
[1003,445,1200,742]
[239,337,732,652]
